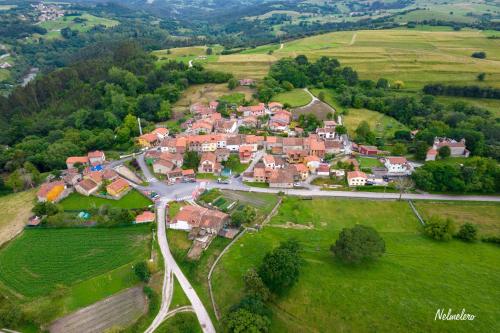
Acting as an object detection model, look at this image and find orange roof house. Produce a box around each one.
[135,211,156,223]
[66,156,89,169]
[106,178,130,197]
[37,181,66,202]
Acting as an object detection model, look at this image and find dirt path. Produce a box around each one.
[279,43,284,50]
[49,287,147,333]
[349,32,357,46]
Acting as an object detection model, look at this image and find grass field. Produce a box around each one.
[415,201,500,237]
[59,190,151,211]
[271,88,311,107]
[343,108,408,139]
[156,312,201,333]
[0,225,151,297]
[357,156,383,168]
[199,29,500,89]
[0,190,35,247]
[37,14,118,40]
[212,197,500,332]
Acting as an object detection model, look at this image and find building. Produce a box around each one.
[294,163,309,181]
[75,179,99,196]
[359,145,379,156]
[153,159,176,174]
[239,78,256,86]
[37,181,67,202]
[135,211,155,224]
[66,156,89,169]
[238,103,266,117]
[239,145,254,164]
[87,151,106,165]
[317,163,331,176]
[106,178,130,198]
[137,133,159,148]
[269,169,295,188]
[384,157,413,175]
[347,171,367,187]
[198,152,222,174]
[263,154,285,169]
[425,149,438,162]
[427,137,470,160]
[170,205,230,234]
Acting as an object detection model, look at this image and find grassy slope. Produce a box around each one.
[212,197,500,333]
[38,14,118,40]
[343,108,408,139]
[272,88,311,107]
[0,225,151,297]
[0,190,35,247]
[59,190,151,210]
[414,201,500,237]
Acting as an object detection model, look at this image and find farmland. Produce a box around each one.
[59,190,151,211]
[200,29,500,90]
[212,197,500,332]
[271,88,311,107]
[415,201,500,237]
[0,190,35,247]
[36,14,119,40]
[0,225,151,297]
[343,108,408,139]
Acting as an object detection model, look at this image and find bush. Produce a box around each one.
[471,51,486,59]
[456,223,477,242]
[243,269,270,301]
[134,261,151,282]
[331,225,385,264]
[482,236,500,245]
[423,216,455,241]
[223,309,270,333]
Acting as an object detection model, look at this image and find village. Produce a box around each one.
[31,93,472,256]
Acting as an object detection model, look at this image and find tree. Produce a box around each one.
[243,269,270,302]
[477,73,486,81]
[258,239,301,295]
[228,78,238,90]
[376,78,389,89]
[355,121,375,144]
[331,225,385,264]
[134,261,151,282]
[32,201,60,216]
[224,154,241,172]
[231,205,257,227]
[438,145,451,159]
[394,177,413,201]
[318,91,325,101]
[423,216,455,241]
[183,151,200,170]
[206,47,213,55]
[391,143,407,156]
[456,223,477,242]
[335,125,347,135]
[224,309,270,333]
[393,80,404,90]
[414,141,429,161]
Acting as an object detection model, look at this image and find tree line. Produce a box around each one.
[423,84,500,99]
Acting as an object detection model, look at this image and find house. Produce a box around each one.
[253,166,267,182]
[263,154,285,169]
[66,156,89,169]
[267,102,283,112]
[384,157,413,175]
[324,120,337,129]
[238,103,266,117]
[425,149,438,161]
[325,140,343,154]
[151,127,169,140]
[106,178,130,198]
[307,138,326,158]
[286,149,307,164]
[190,119,213,134]
[198,152,222,175]
[37,181,66,202]
[159,152,184,167]
[135,211,155,224]
[75,179,99,196]
[304,155,321,172]
[317,163,331,177]
[239,78,256,86]
[347,171,367,187]
[268,169,294,188]
[430,137,470,159]
[239,145,254,164]
[214,119,237,134]
[359,145,379,156]
[226,135,243,152]
[282,137,304,153]
[214,148,230,162]
[242,116,258,128]
[84,170,103,186]
[137,133,159,148]
[170,205,230,234]
[166,169,184,183]
[153,159,176,174]
[103,169,119,181]
[316,128,335,139]
[182,169,196,181]
[87,151,106,165]
[294,163,309,181]
[209,101,219,110]
[63,169,82,185]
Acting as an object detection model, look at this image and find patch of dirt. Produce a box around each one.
[270,222,314,229]
[0,190,36,247]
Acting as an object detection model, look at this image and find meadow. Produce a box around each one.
[343,108,408,139]
[0,190,35,247]
[0,225,151,297]
[59,190,151,210]
[272,88,311,107]
[37,14,119,40]
[212,197,500,332]
[414,201,500,237]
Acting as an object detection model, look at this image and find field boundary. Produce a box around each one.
[408,200,425,226]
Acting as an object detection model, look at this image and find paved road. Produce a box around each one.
[146,198,216,333]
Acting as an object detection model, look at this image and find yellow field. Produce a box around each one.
[0,190,35,247]
[196,29,500,89]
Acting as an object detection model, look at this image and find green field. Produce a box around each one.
[343,108,408,139]
[212,197,500,332]
[415,201,500,237]
[37,14,119,40]
[59,190,151,210]
[0,226,151,297]
[357,156,383,168]
[156,312,201,333]
[272,88,311,107]
[202,29,500,88]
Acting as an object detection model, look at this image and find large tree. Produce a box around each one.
[331,225,385,264]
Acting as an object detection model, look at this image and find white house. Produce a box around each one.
[384,157,413,175]
[347,171,367,187]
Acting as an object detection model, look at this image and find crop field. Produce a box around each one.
[0,190,35,247]
[38,14,119,40]
[415,201,500,237]
[0,225,151,297]
[272,88,311,107]
[212,197,500,332]
[198,29,500,89]
[59,190,151,211]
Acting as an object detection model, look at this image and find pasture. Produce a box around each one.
[200,29,500,89]
[415,201,500,237]
[0,225,151,297]
[0,190,35,247]
[212,197,500,332]
[38,14,119,40]
[272,88,311,107]
[59,190,151,210]
[343,108,408,139]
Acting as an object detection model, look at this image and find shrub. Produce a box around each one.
[243,269,270,301]
[471,51,486,59]
[134,261,151,282]
[223,309,270,333]
[423,216,455,241]
[331,225,385,264]
[456,223,478,242]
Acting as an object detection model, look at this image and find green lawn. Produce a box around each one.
[357,156,383,168]
[243,181,270,188]
[59,190,151,210]
[156,312,201,333]
[212,197,500,332]
[0,225,151,297]
[170,277,191,309]
[415,201,500,237]
[272,88,311,107]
